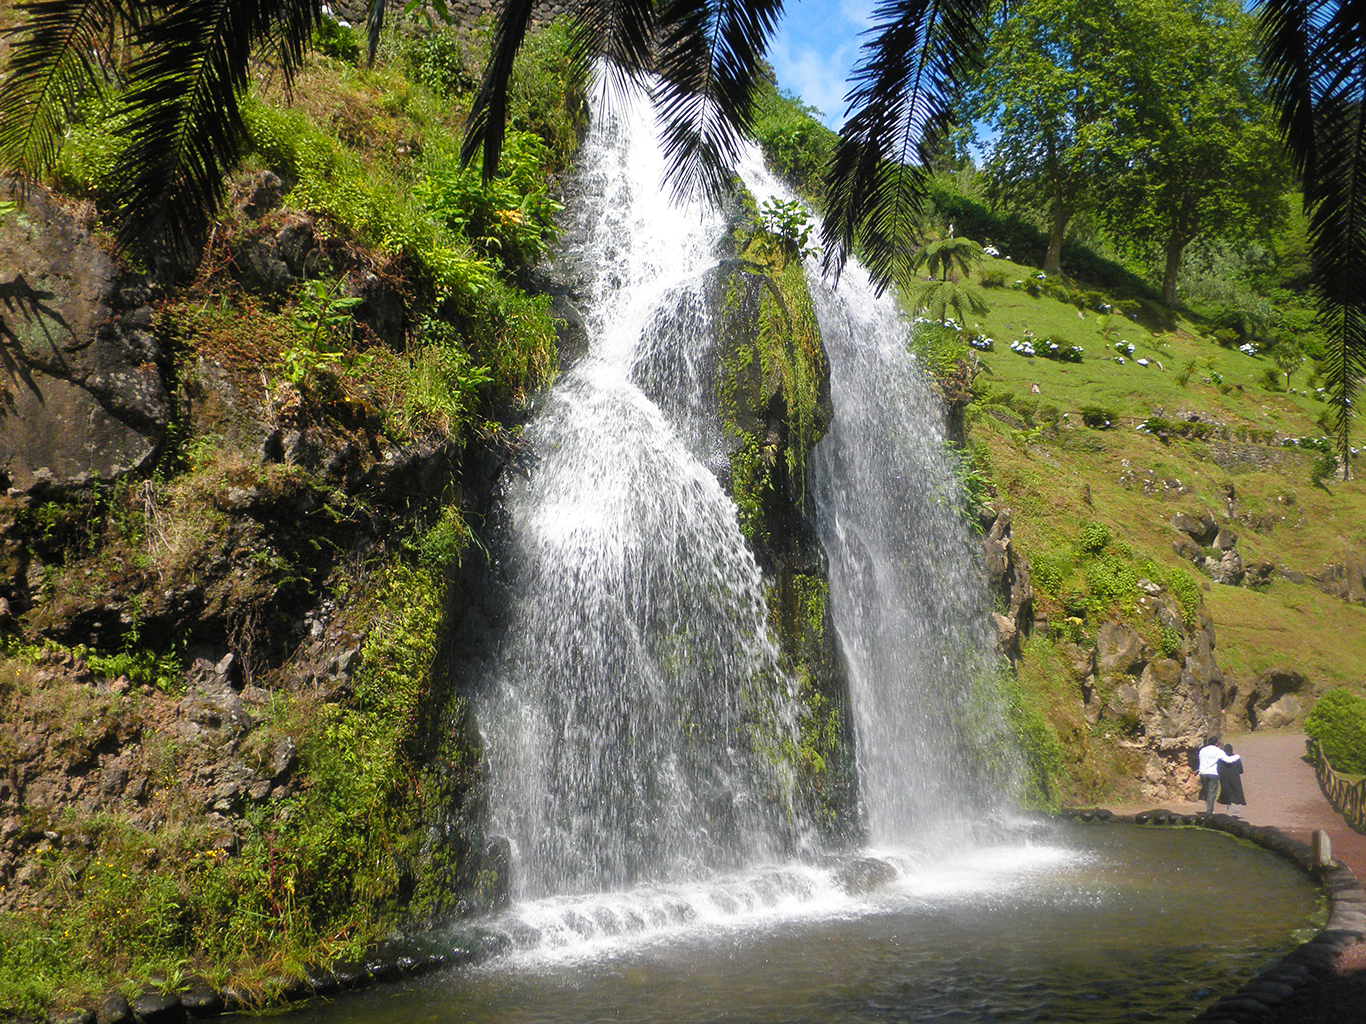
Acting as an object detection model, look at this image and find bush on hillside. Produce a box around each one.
[1080,405,1117,429]
[1305,688,1366,774]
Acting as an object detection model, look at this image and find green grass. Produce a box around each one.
[944,248,1366,799]
[963,257,1327,439]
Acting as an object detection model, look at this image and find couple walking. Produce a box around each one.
[1198,738,1247,816]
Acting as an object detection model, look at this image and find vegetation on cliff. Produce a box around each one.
[0,11,582,1014]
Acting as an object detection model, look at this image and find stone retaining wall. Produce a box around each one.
[1059,807,1366,1023]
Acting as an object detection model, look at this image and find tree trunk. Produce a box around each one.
[1043,137,1069,276]
[1161,232,1184,305]
[1044,201,1070,276]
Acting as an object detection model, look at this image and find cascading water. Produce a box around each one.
[286,75,1324,1024]
[477,87,801,902]
[803,263,1011,844]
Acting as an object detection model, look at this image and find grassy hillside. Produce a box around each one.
[930,251,1366,800]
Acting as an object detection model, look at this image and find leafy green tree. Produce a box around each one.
[1096,0,1289,307]
[968,0,1119,276]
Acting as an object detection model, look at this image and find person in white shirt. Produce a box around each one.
[1197,737,1241,815]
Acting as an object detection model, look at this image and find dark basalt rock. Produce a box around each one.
[0,182,170,496]
[96,992,133,1024]
[177,979,223,1018]
[129,989,184,1024]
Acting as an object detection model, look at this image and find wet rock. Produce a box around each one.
[177,978,223,1018]
[835,856,897,893]
[129,989,183,1024]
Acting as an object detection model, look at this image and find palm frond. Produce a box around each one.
[1255,0,1317,180]
[1257,0,1366,467]
[0,0,133,178]
[650,0,785,203]
[1308,87,1366,470]
[565,0,656,106]
[366,0,386,63]
[106,0,320,253]
[821,0,995,292]
[460,0,539,176]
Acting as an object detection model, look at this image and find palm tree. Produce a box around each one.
[0,0,1360,470]
[0,0,321,254]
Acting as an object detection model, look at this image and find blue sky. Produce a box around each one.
[769,0,876,127]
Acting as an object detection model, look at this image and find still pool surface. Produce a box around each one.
[281,823,1322,1024]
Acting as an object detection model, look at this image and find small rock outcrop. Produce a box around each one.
[981,506,1033,662]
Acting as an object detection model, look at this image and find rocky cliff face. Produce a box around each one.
[0,184,169,497]
[0,178,516,994]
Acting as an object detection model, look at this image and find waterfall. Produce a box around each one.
[804,267,1007,845]
[477,87,799,901]
[479,76,1014,906]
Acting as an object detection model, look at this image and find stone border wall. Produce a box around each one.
[1059,807,1366,1023]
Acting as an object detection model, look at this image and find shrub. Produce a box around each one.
[751,84,838,203]
[1080,405,1117,429]
[1305,688,1366,774]
[1165,569,1202,623]
[1029,549,1074,596]
[1310,450,1339,486]
[313,15,360,62]
[980,268,1007,288]
[1158,625,1182,657]
[1078,522,1110,553]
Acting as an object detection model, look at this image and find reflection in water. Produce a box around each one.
[280,825,1321,1024]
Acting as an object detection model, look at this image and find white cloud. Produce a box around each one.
[770,0,878,127]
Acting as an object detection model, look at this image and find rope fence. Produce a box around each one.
[1309,738,1366,835]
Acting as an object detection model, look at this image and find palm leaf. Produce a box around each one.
[366,0,386,63]
[650,0,785,203]
[1256,0,1366,468]
[821,0,995,292]
[106,0,320,253]
[0,0,134,178]
[1307,86,1366,470]
[460,0,539,176]
[564,0,656,107]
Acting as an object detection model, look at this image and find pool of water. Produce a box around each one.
[282,823,1322,1024]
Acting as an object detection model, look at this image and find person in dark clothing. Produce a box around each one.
[1217,742,1246,815]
